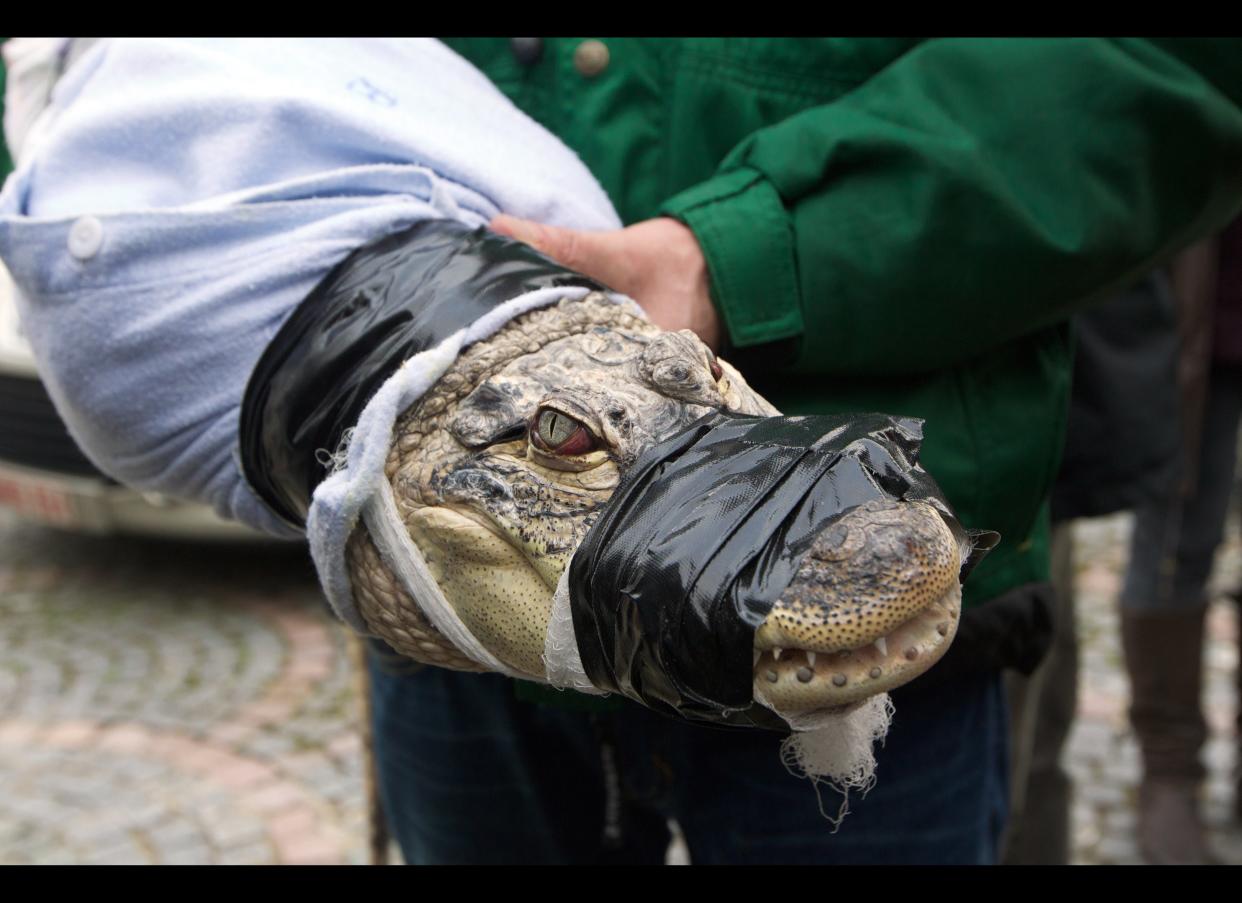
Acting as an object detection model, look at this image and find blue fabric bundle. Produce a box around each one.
[0,38,629,628]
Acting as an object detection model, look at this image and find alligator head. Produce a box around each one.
[346,294,964,723]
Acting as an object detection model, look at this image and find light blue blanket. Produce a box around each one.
[0,38,622,539]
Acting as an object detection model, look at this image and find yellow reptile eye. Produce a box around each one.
[531,408,598,456]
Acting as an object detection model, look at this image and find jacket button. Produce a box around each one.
[68,216,103,260]
[510,37,543,66]
[573,40,610,78]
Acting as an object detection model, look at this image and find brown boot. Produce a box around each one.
[1121,607,1214,864]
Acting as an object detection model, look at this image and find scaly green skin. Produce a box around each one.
[346,295,961,718]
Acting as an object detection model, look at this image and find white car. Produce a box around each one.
[0,260,261,539]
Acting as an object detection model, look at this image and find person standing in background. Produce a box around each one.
[1120,220,1242,864]
[1003,268,1183,864]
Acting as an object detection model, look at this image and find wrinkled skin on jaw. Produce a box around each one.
[346,294,963,719]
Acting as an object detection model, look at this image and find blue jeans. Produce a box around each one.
[368,644,1009,864]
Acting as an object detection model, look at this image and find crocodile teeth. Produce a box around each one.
[772,647,783,661]
[874,636,888,657]
[806,651,817,668]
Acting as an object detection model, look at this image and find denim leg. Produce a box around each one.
[367,642,670,864]
[368,648,603,864]
[370,638,1007,863]
[669,672,1010,864]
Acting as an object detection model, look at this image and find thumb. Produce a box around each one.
[490,214,608,277]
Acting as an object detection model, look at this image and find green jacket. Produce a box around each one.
[443,37,1242,611]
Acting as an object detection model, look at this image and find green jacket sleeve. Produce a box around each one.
[661,38,1242,375]
[0,40,13,179]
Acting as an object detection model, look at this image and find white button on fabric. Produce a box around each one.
[68,216,104,260]
[574,40,610,78]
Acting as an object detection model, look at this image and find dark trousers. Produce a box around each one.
[1123,366,1242,614]
[367,645,1009,865]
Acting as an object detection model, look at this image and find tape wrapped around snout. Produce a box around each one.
[566,411,997,730]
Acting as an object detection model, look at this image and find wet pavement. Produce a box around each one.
[0,506,1238,865]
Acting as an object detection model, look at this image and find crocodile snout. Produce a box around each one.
[753,498,963,714]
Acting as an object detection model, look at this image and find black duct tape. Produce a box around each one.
[568,411,999,730]
[239,220,603,529]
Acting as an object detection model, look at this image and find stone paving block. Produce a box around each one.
[157,842,214,865]
[1073,821,1101,850]
[267,805,343,864]
[244,780,308,814]
[29,849,76,866]
[211,758,280,790]
[1103,808,1136,832]
[1206,706,1235,734]
[313,774,362,805]
[114,758,168,784]
[118,652,150,679]
[182,744,242,776]
[277,750,334,778]
[3,793,69,823]
[1068,720,1116,758]
[1206,767,1234,792]
[287,658,333,683]
[1095,836,1141,864]
[0,720,44,746]
[216,840,276,865]
[1106,759,1140,784]
[64,813,143,846]
[81,841,150,865]
[97,723,153,754]
[243,732,300,759]
[237,700,297,729]
[203,815,267,850]
[145,816,204,847]
[205,722,255,746]
[327,733,362,759]
[1077,566,1121,597]
[1204,738,1235,771]
[38,720,98,750]
[1077,781,1128,809]
[277,836,343,865]
[1077,688,1124,720]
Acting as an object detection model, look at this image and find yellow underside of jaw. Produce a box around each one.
[405,506,556,680]
[747,500,963,714]
[752,583,961,712]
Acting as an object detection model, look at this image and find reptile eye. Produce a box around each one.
[531,408,599,456]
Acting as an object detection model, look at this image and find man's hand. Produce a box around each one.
[490,214,722,351]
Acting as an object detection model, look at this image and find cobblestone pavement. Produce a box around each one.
[0,506,1239,865]
[0,511,369,865]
